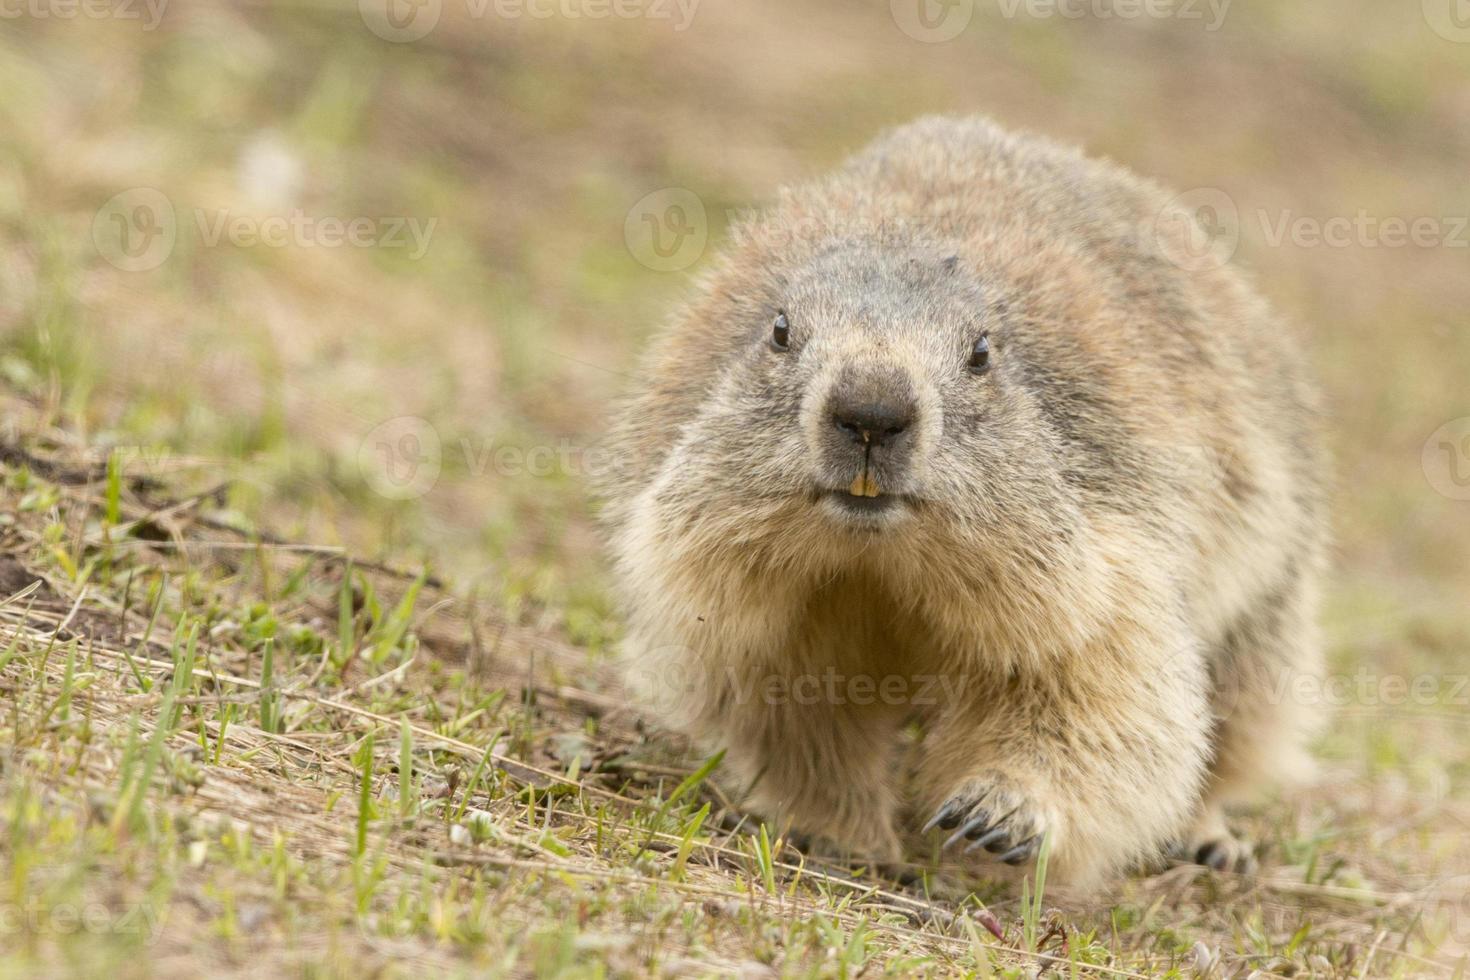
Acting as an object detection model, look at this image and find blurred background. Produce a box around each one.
[2,0,1469,858]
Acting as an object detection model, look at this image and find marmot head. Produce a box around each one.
[690,241,1054,544]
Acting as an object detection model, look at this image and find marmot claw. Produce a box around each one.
[1191,837,1257,875]
[927,775,1050,866]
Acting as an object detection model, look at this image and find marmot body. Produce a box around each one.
[602,116,1326,885]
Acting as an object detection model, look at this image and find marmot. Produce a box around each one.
[601,116,1326,886]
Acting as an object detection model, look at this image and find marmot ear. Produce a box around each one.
[941,255,961,274]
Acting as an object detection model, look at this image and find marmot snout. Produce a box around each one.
[601,116,1327,886]
[795,246,978,519]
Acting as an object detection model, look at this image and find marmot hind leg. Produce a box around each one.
[1191,563,1324,870]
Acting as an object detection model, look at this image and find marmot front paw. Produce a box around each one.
[923,773,1055,866]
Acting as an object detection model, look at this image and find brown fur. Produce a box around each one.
[600,116,1327,886]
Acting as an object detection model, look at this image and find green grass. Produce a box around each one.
[0,432,1459,980]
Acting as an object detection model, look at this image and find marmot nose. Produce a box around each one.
[830,399,915,447]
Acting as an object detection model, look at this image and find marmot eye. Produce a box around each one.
[968,334,991,375]
[771,311,790,351]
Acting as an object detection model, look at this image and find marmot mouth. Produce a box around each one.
[818,488,914,520]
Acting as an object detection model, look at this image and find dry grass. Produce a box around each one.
[2,0,1470,975]
[1,407,1467,976]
